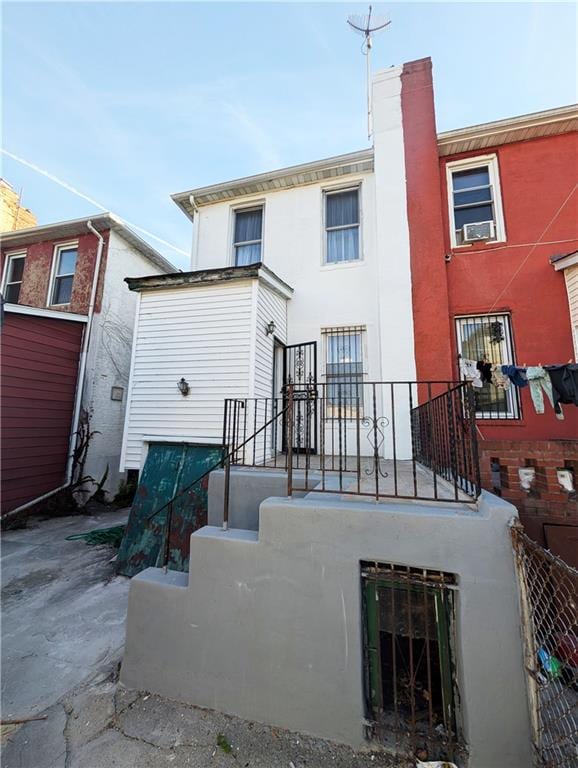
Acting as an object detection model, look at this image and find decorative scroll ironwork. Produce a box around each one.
[361,415,389,478]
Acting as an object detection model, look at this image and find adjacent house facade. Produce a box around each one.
[0,213,174,515]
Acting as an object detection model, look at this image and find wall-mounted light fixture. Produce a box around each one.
[265,320,276,336]
[177,377,190,396]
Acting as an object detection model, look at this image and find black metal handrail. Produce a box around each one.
[223,380,481,505]
[148,402,289,570]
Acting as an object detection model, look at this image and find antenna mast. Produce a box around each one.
[347,5,390,143]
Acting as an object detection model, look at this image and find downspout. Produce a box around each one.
[3,221,105,519]
[65,220,105,480]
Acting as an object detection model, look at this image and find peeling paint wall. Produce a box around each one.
[1,231,109,315]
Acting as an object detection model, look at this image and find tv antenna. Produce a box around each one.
[347,5,390,143]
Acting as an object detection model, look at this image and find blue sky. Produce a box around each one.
[2,2,577,268]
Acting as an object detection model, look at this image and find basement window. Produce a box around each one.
[361,562,462,763]
[2,252,26,303]
[50,243,78,306]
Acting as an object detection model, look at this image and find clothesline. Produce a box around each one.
[458,357,578,420]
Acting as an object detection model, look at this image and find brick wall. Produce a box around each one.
[0,181,37,232]
[478,439,578,561]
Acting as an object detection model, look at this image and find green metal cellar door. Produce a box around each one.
[116,442,223,577]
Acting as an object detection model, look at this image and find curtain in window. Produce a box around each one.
[235,243,262,266]
[327,228,359,264]
[234,209,262,244]
[326,190,359,228]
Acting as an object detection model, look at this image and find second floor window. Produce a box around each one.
[2,253,26,303]
[448,155,505,246]
[50,244,78,305]
[234,207,263,266]
[325,188,360,263]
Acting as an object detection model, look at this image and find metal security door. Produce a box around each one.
[283,341,318,454]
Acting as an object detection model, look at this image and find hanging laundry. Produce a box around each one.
[526,366,564,420]
[501,365,529,388]
[459,357,483,388]
[477,361,493,384]
[491,365,511,390]
[545,364,578,412]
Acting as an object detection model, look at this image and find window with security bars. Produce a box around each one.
[456,313,520,419]
[323,327,364,417]
[361,562,461,760]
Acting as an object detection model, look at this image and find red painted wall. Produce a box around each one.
[401,58,453,383]
[1,230,109,315]
[1,312,85,515]
[440,132,578,440]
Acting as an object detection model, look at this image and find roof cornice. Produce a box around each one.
[125,262,294,299]
[437,104,578,157]
[171,149,374,221]
[0,213,176,273]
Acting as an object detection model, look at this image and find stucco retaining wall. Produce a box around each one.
[121,491,532,767]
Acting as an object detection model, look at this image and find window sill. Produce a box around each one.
[320,259,365,272]
[475,418,525,426]
[451,239,507,253]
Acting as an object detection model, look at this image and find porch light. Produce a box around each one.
[266,320,276,336]
[177,377,190,396]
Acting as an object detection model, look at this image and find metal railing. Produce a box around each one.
[222,381,481,518]
[511,522,578,767]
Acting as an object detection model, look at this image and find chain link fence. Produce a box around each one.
[511,522,578,767]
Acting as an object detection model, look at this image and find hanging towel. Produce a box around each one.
[502,365,529,388]
[545,364,578,412]
[460,358,483,388]
[491,365,511,390]
[526,366,563,420]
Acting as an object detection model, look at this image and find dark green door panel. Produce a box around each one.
[116,442,223,577]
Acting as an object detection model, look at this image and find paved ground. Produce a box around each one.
[1,512,404,768]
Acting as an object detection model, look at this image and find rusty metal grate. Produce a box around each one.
[511,523,578,767]
[361,562,465,764]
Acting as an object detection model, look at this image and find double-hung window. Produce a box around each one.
[50,244,78,305]
[2,253,26,303]
[456,313,520,419]
[233,206,263,266]
[325,188,360,263]
[324,327,365,417]
[447,155,505,246]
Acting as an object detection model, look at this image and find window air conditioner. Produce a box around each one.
[462,221,495,242]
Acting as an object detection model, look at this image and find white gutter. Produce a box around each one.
[4,221,105,520]
[65,220,105,480]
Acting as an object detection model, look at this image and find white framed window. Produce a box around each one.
[2,252,26,303]
[322,326,366,417]
[233,206,263,266]
[446,155,506,247]
[456,313,520,419]
[324,187,360,264]
[49,243,78,306]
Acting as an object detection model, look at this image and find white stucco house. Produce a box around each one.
[118,60,533,768]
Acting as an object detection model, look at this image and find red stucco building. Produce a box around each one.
[403,58,578,562]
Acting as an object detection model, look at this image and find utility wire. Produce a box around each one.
[488,182,577,313]
[1,148,189,258]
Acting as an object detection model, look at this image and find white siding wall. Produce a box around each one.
[84,230,166,495]
[254,281,287,400]
[121,280,255,470]
[564,264,578,357]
